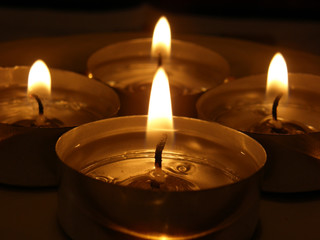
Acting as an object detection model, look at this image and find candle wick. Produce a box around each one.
[150,134,168,190]
[30,94,44,115]
[157,53,162,67]
[272,94,282,122]
[155,134,167,169]
[270,93,286,133]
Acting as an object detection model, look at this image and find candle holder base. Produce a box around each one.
[86,38,230,117]
[0,66,120,187]
[196,73,320,193]
[56,116,266,239]
[58,192,260,240]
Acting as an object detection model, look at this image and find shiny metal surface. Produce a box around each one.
[0,66,120,187]
[56,116,266,239]
[86,38,230,117]
[197,73,320,193]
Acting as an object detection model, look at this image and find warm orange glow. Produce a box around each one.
[28,59,51,97]
[266,52,288,99]
[147,67,173,134]
[159,237,168,240]
[151,16,171,58]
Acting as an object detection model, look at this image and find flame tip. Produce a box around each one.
[266,52,288,99]
[28,59,51,97]
[152,16,171,58]
[147,67,173,132]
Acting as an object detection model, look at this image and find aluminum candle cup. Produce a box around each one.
[86,38,230,117]
[0,66,119,187]
[196,73,320,193]
[56,116,266,240]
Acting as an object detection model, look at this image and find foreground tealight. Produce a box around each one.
[55,115,266,240]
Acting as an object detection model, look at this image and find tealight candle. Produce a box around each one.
[56,67,266,239]
[86,16,230,117]
[196,52,320,193]
[0,60,120,186]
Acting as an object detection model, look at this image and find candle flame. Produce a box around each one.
[28,59,51,97]
[266,52,288,99]
[151,16,171,58]
[147,67,173,149]
[147,67,173,132]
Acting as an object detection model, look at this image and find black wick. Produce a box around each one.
[272,94,282,121]
[271,93,288,134]
[30,94,44,115]
[155,134,167,169]
[157,53,162,67]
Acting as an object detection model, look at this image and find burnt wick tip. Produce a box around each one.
[272,94,282,122]
[155,134,167,169]
[157,53,162,67]
[30,94,44,115]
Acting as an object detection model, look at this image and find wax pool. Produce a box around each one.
[62,119,260,191]
[73,137,244,191]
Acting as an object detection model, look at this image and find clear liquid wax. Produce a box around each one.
[212,103,319,133]
[90,57,223,94]
[81,151,241,191]
[62,129,259,191]
[0,87,109,126]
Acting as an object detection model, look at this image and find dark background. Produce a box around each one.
[1,0,320,20]
[0,2,319,240]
